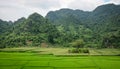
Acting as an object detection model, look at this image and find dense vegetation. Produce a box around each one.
[0,4,120,48]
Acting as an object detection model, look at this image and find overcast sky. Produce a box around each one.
[0,0,120,21]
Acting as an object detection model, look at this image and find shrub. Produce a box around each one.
[68,48,89,53]
[81,48,89,53]
[71,39,85,48]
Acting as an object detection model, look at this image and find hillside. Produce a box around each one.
[46,4,120,48]
[0,19,12,35]
[0,4,120,48]
[0,13,60,48]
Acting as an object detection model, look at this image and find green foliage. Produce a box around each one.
[71,39,85,48]
[102,31,120,48]
[0,19,12,35]
[68,48,89,53]
[46,4,120,48]
[0,12,61,47]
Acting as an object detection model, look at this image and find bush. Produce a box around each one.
[81,48,89,53]
[71,39,85,48]
[68,48,89,53]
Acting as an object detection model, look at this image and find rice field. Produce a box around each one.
[0,47,120,69]
[0,52,120,69]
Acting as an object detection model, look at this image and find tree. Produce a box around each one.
[71,39,85,49]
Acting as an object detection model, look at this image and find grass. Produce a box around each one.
[0,52,120,69]
[0,47,120,69]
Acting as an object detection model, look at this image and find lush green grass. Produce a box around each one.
[0,52,120,69]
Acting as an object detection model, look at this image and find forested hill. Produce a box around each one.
[46,4,120,48]
[46,4,120,33]
[0,19,13,35]
[0,4,120,48]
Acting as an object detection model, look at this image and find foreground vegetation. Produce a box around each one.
[0,51,120,69]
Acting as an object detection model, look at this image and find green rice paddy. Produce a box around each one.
[0,52,120,69]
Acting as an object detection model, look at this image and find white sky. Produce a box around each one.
[0,0,120,21]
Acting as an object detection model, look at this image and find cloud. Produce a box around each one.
[59,0,74,8]
[104,0,111,2]
[24,0,61,9]
[106,0,120,4]
[23,0,62,17]
[0,0,32,21]
[68,0,105,11]
[0,0,62,21]
[0,0,120,21]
